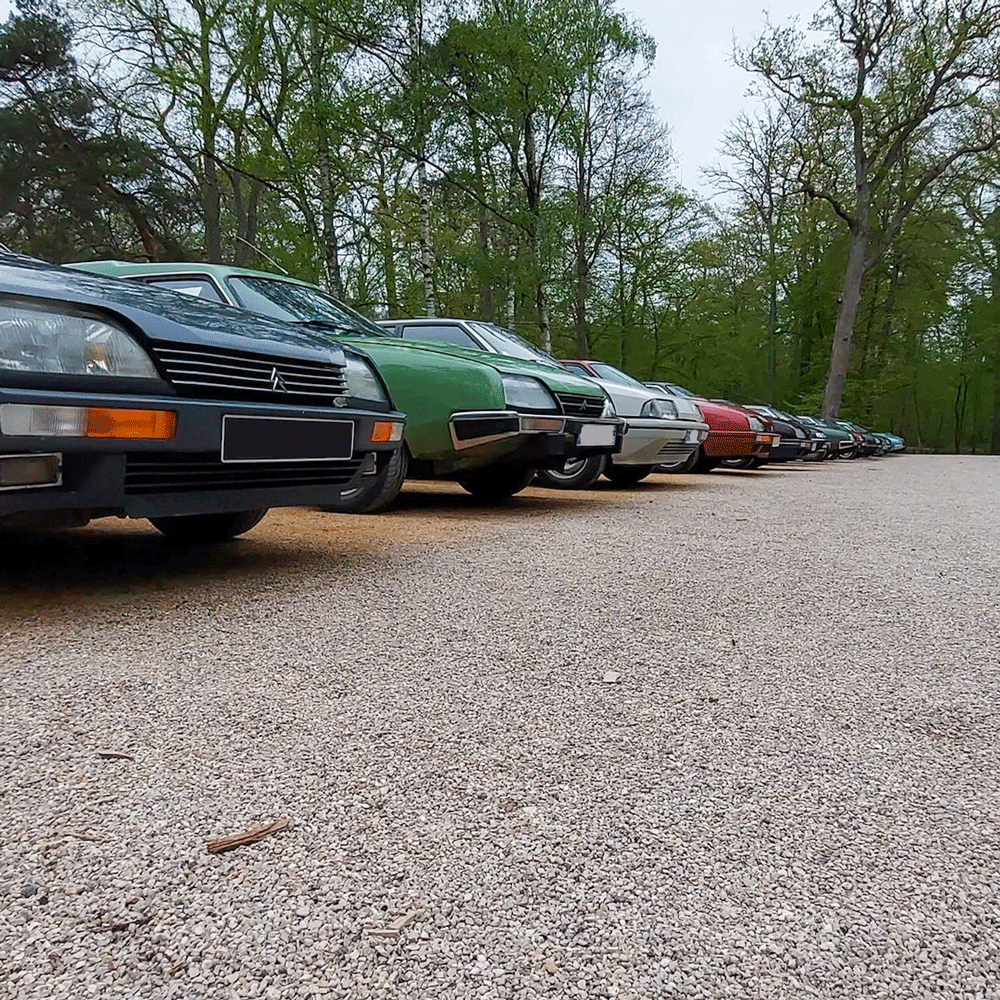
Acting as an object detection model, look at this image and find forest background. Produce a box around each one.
[2,0,999,450]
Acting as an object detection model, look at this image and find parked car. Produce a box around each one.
[645,381,775,472]
[70,265,622,509]
[879,432,906,452]
[375,318,707,488]
[0,257,405,541]
[542,360,709,487]
[834,420,883,456]
[797,415,857,458]
[741,405,817,465]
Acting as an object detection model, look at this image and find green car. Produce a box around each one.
[68,261,621,511]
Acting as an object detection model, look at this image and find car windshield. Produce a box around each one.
[226,275,386,337]
[469,322,554,363]
[590,363,651,391]
[664,383,694,397]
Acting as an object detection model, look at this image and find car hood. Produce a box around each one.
[372,336,606,397]
[5,259,349,366]
[691,398,752,431]
[587,377,682,418]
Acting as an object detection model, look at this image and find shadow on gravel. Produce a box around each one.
[0,523,370,617]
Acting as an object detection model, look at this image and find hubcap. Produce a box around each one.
[546,458,588,480]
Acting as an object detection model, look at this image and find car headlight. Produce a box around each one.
[601,395,616,418]
[501,374,557,412]
[747,416,764,431]
[344,353,389,403]
[640,397,678,419]
[0,301,158,377]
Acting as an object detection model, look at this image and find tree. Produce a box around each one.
[741,0,1000,417]
[0,5,191,260]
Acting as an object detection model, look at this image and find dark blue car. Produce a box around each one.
[0,257,405,542]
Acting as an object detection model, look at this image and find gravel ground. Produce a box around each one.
[2,455,999,1000]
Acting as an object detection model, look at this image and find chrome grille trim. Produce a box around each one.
[151,340,348,404]
[555,392,605,418]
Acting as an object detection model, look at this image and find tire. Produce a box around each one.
[692,448,720,473]
[457,464,535,502]
[534,455,606,490]
[603,464,655,487]
[658,449,699,473]
[320,448,408,514]
[150,510,267,543]
[721,456,757,470]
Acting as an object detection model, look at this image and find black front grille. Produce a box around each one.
[125,453,363,494]
[657,441,694,457]
[556,393,605,418]
[152,340,349,406]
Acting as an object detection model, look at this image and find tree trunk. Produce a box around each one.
[822,221,868,417]
[991,338,1000,454]
[407,8,435,317]
[466,104,493,320]
[536,278,551,354]
[766,280,778,404]
[574,146,589,357]
[417,158,436,316]
[202,150,222,263]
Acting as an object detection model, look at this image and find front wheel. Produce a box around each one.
[150,510,267,544]
[457,464,535,502]
[658,449,699,473]
[320,448,408,515]
[603,464,655,487]
[721,456,758,470]
[534,455,606,490]
[692,448,720,473]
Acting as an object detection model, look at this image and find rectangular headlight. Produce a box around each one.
[0,301,159,377]
[501,374,557,412]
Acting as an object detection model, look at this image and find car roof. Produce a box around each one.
[376,317,477,324]
[67,259,319,288]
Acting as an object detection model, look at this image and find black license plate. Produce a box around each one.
[221,416,355,463]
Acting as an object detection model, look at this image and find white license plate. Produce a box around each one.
[578,424,616,448]
[771,436,781,448]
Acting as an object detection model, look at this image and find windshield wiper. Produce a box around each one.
[294,317,366,335]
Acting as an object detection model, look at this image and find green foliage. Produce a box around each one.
[1,0,998,450]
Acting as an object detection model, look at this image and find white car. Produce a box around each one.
[535,359,709,487]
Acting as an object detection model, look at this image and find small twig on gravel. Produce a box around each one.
[206,818,291,854]
[96,751,135,761]
[364,908,422,939]
[53,830,107,843]
[103,912,155,933]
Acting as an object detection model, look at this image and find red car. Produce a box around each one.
[645,382,775,472]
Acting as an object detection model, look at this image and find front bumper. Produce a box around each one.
[704,429,774,459]
[613,419,709,467]
[762,438,812,462]
[449,410,623,463]
[0,387,404,522]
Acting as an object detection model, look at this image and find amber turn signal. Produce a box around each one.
[85,408,177,440]
[371,421,404,443]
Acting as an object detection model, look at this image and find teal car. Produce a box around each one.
[68,262,621,511]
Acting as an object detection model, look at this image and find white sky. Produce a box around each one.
[1,0,819,193]
[615,0,817,191]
